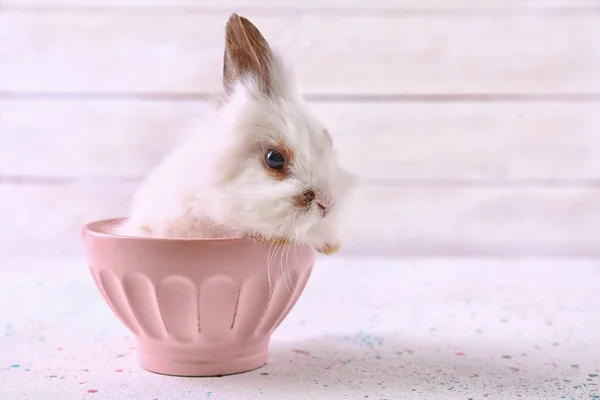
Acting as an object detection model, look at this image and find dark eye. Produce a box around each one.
[265,150,285,170]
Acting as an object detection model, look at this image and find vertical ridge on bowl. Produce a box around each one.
[156,276,198,343]
[270,268,314,333]
[198,276,239,342]
[97,269,142,335]
[123,273,168,340]
[230,284,242,330]
[232,275,272,338]
[255,268,302,336]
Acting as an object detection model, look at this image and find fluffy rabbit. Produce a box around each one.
[118,13,354,254]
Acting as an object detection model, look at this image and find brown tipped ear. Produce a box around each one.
[223,13,273,96]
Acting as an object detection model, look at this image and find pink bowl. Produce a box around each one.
[82,218,316,377]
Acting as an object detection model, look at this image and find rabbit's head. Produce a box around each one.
[206,14,354,254]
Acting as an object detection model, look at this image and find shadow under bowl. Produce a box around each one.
[82,218,317,377]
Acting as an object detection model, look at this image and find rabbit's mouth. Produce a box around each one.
[316,202,330,218]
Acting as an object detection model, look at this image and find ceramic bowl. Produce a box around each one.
[82,218,316,377]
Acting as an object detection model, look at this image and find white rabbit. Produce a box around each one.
[118,13,354,254]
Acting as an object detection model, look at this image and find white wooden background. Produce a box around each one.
[1,0,600,256]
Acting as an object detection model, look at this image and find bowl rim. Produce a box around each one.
[83,217,254,244]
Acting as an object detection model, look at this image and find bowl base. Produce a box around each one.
[136,339,269,377]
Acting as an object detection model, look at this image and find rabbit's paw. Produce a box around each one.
[317,242,341,255]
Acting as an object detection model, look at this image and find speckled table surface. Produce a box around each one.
[1,256,599,400]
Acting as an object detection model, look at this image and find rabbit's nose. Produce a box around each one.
[303,190,316,202]
[317,202,329,218]
[294,190,316,208]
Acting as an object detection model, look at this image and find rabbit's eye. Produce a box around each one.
[265,150,285,170]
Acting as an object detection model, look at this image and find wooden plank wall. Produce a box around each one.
[1,1,599,255]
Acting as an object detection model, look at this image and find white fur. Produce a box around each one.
[119,42,354,250]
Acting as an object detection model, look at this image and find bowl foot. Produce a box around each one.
[136,339,269,377]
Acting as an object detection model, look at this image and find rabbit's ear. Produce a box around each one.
[223,13,274,97]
